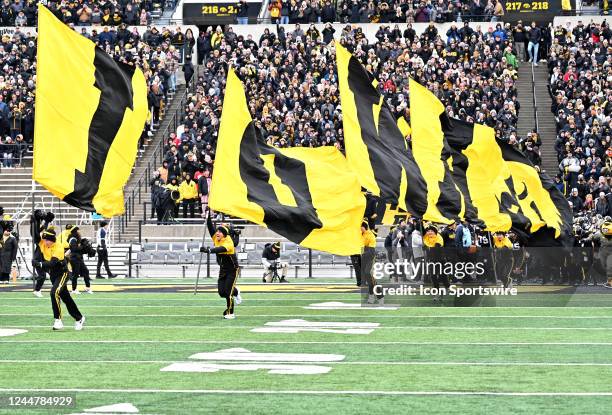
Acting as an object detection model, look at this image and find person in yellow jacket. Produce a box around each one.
[493,231,514,288]
[164,177,180,220]
[211,26,224,49]
[179,173,198,218]
[58,225,73,250]
[423,224,449,301]
[361,220,384,305]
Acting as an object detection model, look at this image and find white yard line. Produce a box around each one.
[0,297,359,302]
[1,388,612,397]
[1,359,612,367]
[3,325,612,330]
[4,313,612,320]
[4,308,612,318]
[5,340,612,345]
[0,298,612,309]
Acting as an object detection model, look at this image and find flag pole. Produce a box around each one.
[193,208,209,295]
[31,178,36,288]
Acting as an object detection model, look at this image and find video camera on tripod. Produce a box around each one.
[264,260,282,283]
[158,187,181,222]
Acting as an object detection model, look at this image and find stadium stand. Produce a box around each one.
[0,24,192,226]
[0,0,170,26]
[147,20,548,224]
[1,12,610,280]
[547,20,611,213]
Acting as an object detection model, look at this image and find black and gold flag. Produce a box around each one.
[498,141,573,246]
[336,43,428,222]
[209,69,365,256]
[409,79,464,224]
[33,5,148,217]
[410,78,572,244]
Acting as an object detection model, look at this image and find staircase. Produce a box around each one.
[532,65,559,176]
[516,65,537,139]
[515,63,559,176]
[0,87,181,239]
[0,168,83,224]
[117,84,189,242]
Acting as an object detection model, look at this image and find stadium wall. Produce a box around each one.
[0,25,200,65]
[229,21,501,44]
[552,15,610,27]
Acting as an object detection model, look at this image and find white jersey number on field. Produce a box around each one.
[251,319,380,334]
[0,329,27,337]
[160,347,345,375]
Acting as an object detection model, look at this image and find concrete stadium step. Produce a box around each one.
[516,65,536,138]
[532,65,559,175]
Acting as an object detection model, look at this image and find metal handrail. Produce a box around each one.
[531,61,539,134]
[118,72,198,241]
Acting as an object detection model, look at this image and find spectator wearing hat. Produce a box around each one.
[423,224,448,301]
[568,188,584,215]
[236,0,249,24]
[178,173,198,218]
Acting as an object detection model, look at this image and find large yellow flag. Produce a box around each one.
[33,5,148,217]
[209,69,365,256]
[336,42,428,221]
[409,79,464,224]
[409,78,572,243]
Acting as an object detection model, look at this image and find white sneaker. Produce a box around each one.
[53,319,64,330]
[366,295,376,304]
[72,290,80,295]
[33,290,43,298]
[233,287,242,305]
[377,297,385,306]
[223,314,236,320]
[84,288,93,294]
[75,316,85,331]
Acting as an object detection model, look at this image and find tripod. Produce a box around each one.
[265,261,281,283]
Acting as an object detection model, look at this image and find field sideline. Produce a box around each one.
[1,281,612,414]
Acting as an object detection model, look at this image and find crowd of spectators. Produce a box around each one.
[263,0,508,25]
[150,21,548,221]
[547,20,612,216]
[0,0,169,27]
[0,24,191,168]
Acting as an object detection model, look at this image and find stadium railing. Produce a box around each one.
[530,61,540,134]
[117,72,198,237]
[126,238,368,279]
[0,144,27,168]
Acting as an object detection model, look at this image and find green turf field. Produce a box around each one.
[1,282,612,414]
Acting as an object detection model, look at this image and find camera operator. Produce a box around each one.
[150,172,165,222]
[261,241,288,283]
[66,225,95,294]
[0,215,17,284]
